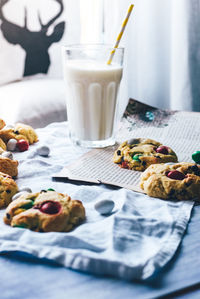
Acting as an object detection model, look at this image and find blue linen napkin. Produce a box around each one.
[0,122,194,280]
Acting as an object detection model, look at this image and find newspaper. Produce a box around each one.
[53,99,200,192]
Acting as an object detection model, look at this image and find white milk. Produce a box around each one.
[64,60,123,142]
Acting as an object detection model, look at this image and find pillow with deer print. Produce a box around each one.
[0,0,67,85]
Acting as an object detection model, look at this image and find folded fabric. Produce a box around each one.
[0,122,194,280]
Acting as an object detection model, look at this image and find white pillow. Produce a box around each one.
[0,78,67,128]
[0,0,67,85]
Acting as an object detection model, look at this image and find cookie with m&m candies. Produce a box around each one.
[140,162,200,201]
[4,190,85,232]
[113,138,178,171]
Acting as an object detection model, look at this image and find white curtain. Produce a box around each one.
[103,0,200,113]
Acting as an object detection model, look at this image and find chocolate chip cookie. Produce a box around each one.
[0,123,38,144]
[4,190,86,232]
[140,162,200,201]
[113,138,178,171]
[0,154,18,177]
[0,172,18,208]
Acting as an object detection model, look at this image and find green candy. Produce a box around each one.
[132,154,142,161]
[13,223,28,229]
[192,151,200,164]
[21,200,34,209]
[47,188,55,191]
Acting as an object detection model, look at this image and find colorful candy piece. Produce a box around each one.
[95,199,115,215]
[19,187,32,193]
[132,154,142,161]
[7,139,17,151]
[39,201,61,215]
[47,188,55,191]
[121,161,129,169]
[21,201,34,209]
[17,139,29,152]
[192,151,200,164]
[167,170,186,180]
[12,191,29,201]
[13,223,28,228]
[156,146,169,155]
[1,151,13,160]
[145,111,155,121]
[36,145,50,157]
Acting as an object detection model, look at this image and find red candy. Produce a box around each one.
[40,201,61,215]
[121,161,129,169]
[17,139,29,152]
[167,170,186,180]
[156,146,169,155]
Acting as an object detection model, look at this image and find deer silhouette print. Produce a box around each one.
[0,0,65,76]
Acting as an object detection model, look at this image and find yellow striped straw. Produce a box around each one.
[107,4,134,65]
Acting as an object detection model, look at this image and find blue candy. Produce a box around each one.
[145,111,155,121]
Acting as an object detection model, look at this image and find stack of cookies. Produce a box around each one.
[0,118,86,233]
[0,118,38,208]
[0,120,38,177]
[113,138,200,201]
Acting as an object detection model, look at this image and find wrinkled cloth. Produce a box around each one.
[0,122,194,280]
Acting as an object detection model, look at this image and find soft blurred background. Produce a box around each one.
[0,0,199,128]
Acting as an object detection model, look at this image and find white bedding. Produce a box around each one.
[0,121,194,280]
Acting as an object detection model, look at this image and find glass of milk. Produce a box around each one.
[62,44,124,148]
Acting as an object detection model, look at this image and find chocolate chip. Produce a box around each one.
[189,165,198,171]
[6,190,11,194]
[155,156,162,159]
[169,189,175,197]
[14,130,19,135]
[117,150,121,155]
[6,213,10,219]
[185,180,192,187]
[40,190,47,193]
[189,165,200,176]
[142,161,146,166]
[179,190,186,195]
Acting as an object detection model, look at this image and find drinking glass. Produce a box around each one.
[62,44,124,148]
